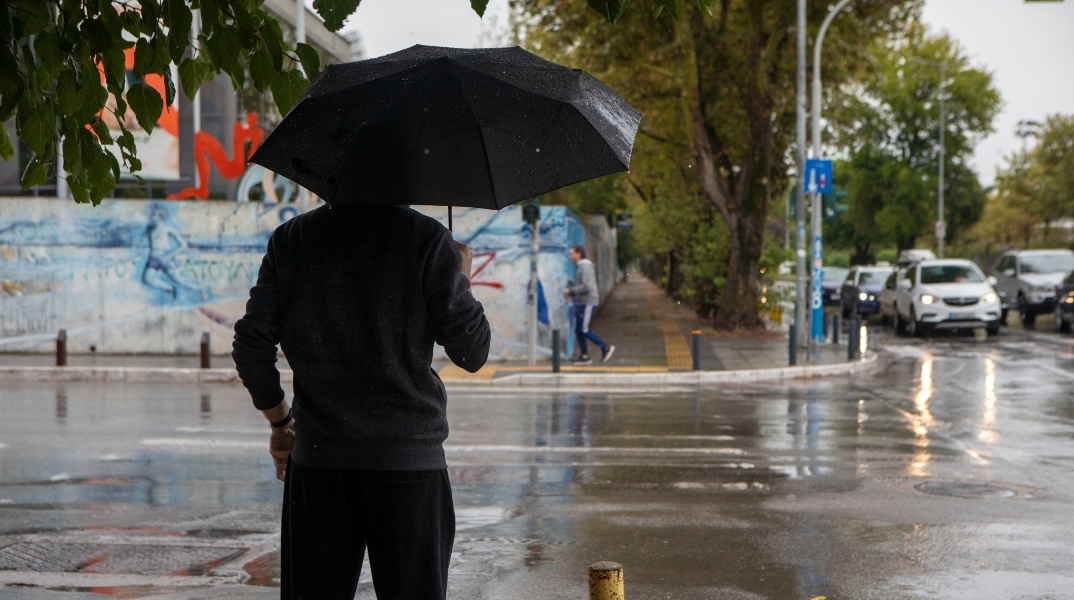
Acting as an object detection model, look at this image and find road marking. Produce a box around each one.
[640,285,693,370]
[445,444,744,456]
[139,438,263,449]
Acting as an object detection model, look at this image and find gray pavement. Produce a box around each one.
[0,326,1072,597]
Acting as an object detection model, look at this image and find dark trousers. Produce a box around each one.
[281,461,455,600]
[574,304,607,357]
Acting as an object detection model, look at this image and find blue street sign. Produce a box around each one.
[805,158,833,194]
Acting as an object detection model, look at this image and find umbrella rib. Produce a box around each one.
[448,65,501,210]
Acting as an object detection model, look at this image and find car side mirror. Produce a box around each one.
[898,279,912,290]
[1003,268,1015,277]
[987,276,998,287]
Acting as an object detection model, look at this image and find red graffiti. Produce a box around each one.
[470,252,502,290]
[166,113,264,200]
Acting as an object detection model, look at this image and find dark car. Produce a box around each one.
[822,266,850,306]
[1053,270,1074,333]
[841,266,895,318]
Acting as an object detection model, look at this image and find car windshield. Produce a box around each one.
[858,271,887,285]
[1021,254,1074,274]
[823,267,849,282]
[920,265,983,284]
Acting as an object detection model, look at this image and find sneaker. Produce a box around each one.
[572,355,593,366]
[601,345,616,363]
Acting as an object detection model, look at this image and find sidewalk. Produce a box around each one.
[436,275,847,381]
[0,276,870,388]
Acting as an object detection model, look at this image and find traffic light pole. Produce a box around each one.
[810,0,854,346]
[794,0,808,353]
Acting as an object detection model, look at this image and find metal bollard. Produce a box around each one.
[588,561,624,600]
[847,314,860,360]
[692,329,701,371]
[832,315,840,345]
[823,312,831,342]
[551,329,561,373]
[200,332,211,369]
[789,324,797,366]
[56,329,67,367]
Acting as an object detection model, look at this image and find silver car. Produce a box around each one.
[993,249,1074,327]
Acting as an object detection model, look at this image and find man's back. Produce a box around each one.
[233,204,490,471]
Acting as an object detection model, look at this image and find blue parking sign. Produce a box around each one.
[805,159,833,194]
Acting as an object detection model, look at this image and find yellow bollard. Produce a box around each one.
[588,561,624,600]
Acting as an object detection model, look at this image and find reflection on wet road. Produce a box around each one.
[1,331,1074,598]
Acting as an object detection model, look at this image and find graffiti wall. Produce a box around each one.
[0,199,614,360]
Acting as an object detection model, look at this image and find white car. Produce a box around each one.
[878,269,902,326]
[894,259,1002,336]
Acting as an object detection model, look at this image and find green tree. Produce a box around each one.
[828,23,999,253]
[0,0,332,203]
[516,0,917,329]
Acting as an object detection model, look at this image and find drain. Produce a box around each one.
[915,481,1016,499]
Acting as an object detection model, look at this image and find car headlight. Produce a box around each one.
[982,292,997,304]
[920,294,936,305]
[858,292,868,301]
[868,294,876,301]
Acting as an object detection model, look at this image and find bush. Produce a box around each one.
[875,248,898,264]
[825,251,851,268]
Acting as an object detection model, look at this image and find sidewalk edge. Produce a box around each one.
[0,354,877,389]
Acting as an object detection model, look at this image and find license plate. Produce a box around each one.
[949,312,976,321]
[832,294,840,300]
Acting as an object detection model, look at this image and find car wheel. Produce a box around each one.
[987,323,1000,336]
[908,307,929,338]
[880,311,892,327]
[895,308,907,336]
[1057,305,1071,334]
[1020,295,1036,328]
[1001,308,1009,324]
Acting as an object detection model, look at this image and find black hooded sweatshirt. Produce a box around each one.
[232,204,490,471]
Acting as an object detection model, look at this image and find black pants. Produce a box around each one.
[281,461,455,600]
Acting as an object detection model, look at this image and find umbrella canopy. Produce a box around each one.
[250,45,641,209]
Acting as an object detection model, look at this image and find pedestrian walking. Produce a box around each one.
[563,245,615,365]
[232,204,491,600]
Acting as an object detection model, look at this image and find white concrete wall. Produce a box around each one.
[0,198,614,360]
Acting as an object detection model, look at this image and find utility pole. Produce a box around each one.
[937,61,945,259]
[795,0,808,351]
[810,0,853,347]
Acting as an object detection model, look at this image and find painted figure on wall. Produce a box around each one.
[141,204,203,302]
[167,114,265,200]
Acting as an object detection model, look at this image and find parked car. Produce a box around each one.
[878,270,903,326]
[897,249,937,267]
[1053,269,1074,333]
[894,259,1002,336]
[993,249,1074,327]
[822,266,850,306]
[840,265,896,318]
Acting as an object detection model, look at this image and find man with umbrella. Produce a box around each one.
[233,45,639,599]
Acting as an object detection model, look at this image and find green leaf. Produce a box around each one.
[164,0,193,64]
[62,129,81,172]
[14,0,50,36]
[0,81,23,122]
[471,0,490,17]
[270,69,308,115]
[20,156,50,189]
[121,10,142,36]
[311,0,361,32]
[259,20,284,71]
[133,37,166,79]
[199,0,220,32]
[21,103,55,156]
[232,4,258,49]
[56,70,81,114]
[249,47,277,93]
[696,0,714,15]
[0,125,14,161]
[178,56,210,100]
[98,1,123,39]
[33,32,64,76]
[81,18,114,53]
[294,43,320,80]
[90,118,114,146]
[204,28,242,81]
[652,0,678,20]
[117,127,136,153]
[588,0,629,24]
[75,127,100,170]
[162,64,177,108]
[69,177,91,203]
[126,82,164,134]
[101,47,126,93]
[140,0,160,34]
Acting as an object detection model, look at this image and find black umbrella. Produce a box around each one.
[250,45,641,221]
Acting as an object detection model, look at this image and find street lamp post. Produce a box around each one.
[794,0,808,351]
[809,0,853,348]
[937,61,945,259]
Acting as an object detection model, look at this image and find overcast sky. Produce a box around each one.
[337,0,1073,185]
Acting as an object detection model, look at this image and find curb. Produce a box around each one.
[0,353,877,390]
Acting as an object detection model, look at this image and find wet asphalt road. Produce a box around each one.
[0,328,1073,599]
